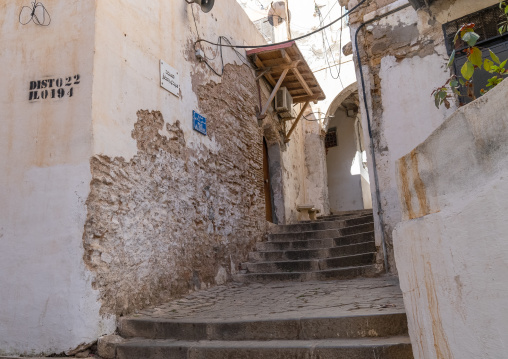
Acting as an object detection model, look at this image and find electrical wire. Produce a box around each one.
[194,0,368,49]
[190,3,253,77]
[317,2,344,86]
[303,111,328,121]
[19,1,51,26]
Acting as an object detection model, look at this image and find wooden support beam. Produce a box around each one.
[284,101,309,143]
[257,60,301,73]
[280,49,292,64]
[253,55,276,86]
[258,68,289,120]
[292,94,323,103]
[255,68,270,81]
[292,67,314,96]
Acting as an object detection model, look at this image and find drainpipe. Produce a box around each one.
[353,2,411,273]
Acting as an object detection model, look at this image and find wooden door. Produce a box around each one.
[263,139,273,222]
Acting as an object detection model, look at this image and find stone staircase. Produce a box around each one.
[237,209,379,282]
[110,209,414,359]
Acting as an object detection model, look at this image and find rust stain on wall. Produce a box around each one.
[398,155,416,220]
[398,150,430,220]
[83,65,265,315]
[410,149,430,218]
[424,262,454,359]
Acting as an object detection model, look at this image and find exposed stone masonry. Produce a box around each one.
[83,64,266,316]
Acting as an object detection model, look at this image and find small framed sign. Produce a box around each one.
[193,111,207,136]
[160,60,179,97]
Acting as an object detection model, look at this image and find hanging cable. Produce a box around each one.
[190,4,252,77]
[19,1,51,26]
[194,0,368,49]
[316,2,344,86]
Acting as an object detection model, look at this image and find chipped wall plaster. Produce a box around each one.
[348,0,497,272]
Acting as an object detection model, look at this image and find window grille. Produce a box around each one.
[442,4,508,56]
[325,127,338,149]
[442,5,508,103]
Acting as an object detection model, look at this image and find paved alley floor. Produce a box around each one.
[132,275,405,322]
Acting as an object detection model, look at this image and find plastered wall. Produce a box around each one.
[0,1,116,356]
[326,109,364,212]
[1,0,329,355]
[347,0,498,272]
[393,79,508,359]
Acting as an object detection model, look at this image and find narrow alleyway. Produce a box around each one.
[111,211,414,358]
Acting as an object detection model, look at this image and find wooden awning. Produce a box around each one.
[247,41,326,105]
[247,41,325,143]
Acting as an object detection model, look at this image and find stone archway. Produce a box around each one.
[325,83,372,213]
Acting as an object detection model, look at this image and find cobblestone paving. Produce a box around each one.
[132,276,405,321]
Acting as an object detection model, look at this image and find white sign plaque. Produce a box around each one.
[160,60,179,97]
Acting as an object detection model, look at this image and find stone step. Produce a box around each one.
[116,336,413,359]
[316,210,373,222]
[268,222,374,242]
[245,252,376,274]
[118,312,408,341]
[256,231,374,251]
[272,214,374,234]
[249,241,377,262]
[236,264,377,283]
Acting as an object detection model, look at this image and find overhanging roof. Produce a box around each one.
[246,41,326,104]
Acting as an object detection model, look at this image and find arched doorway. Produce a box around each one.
[325,84,372,213]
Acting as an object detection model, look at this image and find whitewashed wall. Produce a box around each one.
[394,79,508,359]
[350,0,498,271]
[0,0,270,355]
[0,1,116,356]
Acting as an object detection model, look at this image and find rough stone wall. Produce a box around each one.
[83,64,265,316]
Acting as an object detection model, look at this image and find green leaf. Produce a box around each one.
[461,60,475,80]
[500,59,507,69]
[434,94,440,108]
[505,5,508,14]
[450,80,459,88]
[484,58,494,72]
[447,50,456,68]
[453,30,461,45]
[500,26,506,35]
[459,78,465,85]
[469,47,483,67]
[490,49,501,64]
[462,31,480,47]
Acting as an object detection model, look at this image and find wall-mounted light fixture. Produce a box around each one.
[185,0,215,13]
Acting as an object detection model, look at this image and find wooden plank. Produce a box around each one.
[285,101,309,143]
[259,68,289,118]
[246,41,295,56]
[280,49,292,64]
[257,60,301,73]
[256,58,289,67]
[292,94,324,103]
[292,67,313,96]
[253,55,276,86]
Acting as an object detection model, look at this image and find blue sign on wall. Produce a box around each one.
[193,110,207,136]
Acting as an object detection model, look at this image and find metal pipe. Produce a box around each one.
[353,2,411,273]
